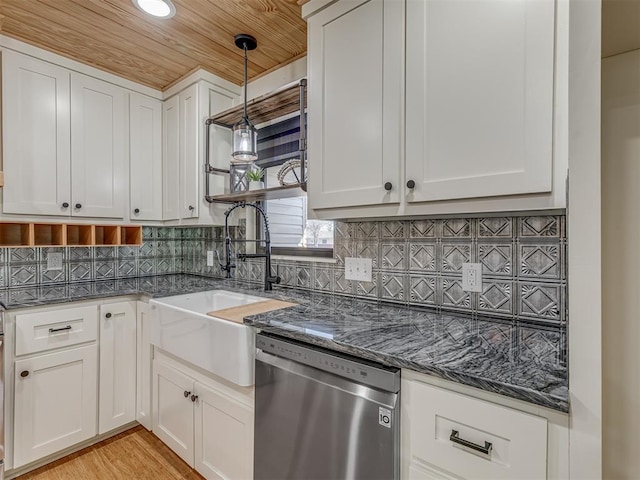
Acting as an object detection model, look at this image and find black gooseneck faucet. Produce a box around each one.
[219,201,281,291]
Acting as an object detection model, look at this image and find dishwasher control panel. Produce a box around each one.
[256,333,400,393]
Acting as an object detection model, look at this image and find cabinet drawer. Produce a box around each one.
[406,380,547,479]
[16,305,98,356]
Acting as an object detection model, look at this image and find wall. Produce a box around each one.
[602,48,640,478]
[182,214,567,325]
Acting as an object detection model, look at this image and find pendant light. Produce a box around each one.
[232,34,258,163]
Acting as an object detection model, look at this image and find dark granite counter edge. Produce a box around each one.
[245,318,569,413]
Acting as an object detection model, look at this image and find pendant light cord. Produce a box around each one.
[243,42,249,122]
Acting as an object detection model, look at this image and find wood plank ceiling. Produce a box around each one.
[0,0,307,91]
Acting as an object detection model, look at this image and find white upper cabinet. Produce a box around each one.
[130,94,163,221]
[2,51,71,216]
[70,73,127,218]
[163,94,181,221]
[305,0,563,218]
[307,0,403,209]
[162,85,199,220]
[2,51,128,219]
[405,0,555,202]
[179,84,199,219]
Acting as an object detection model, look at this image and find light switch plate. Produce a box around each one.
[462,263,482,292]
[206,251,214,267]
[345,257,373,282]
[47,252,63,271]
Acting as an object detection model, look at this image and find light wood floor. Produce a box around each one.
[18,426,205,480]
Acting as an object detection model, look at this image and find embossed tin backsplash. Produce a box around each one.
[0,215,566,324]
[181,215,567,325]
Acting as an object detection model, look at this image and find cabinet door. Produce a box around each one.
[194,382,254,480]
[71,73,127,218]
[130,94,163,220]
[163,94,180,220]
[153,360,195,466]
[98,301,137,434]
[2,51,71,216]
[136,301,153,430]
[179,84,199,218]
[14,344,98,468]
[307,0,403,210]
[405,0,555,202]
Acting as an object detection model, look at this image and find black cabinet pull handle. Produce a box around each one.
[406,180,416,189]
[62,202,69,208]
[75,203,82,209]
[20,370,30,378]
[184,391,191,398]
[191,394,199,402]
[105,313,112,319]
[384,182,392,191]
[49,325,72,333]
[134,208,140,214]
[188,205,195,211]
[450,430,492,455]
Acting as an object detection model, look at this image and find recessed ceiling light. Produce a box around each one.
[132,0,176,19]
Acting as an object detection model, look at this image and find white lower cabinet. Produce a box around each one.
[402,371,569,480]
[136,301,153,430]
[14,344,98,468]
[98,301,137,434]
[152,355,254,480]
[9,299,140,473]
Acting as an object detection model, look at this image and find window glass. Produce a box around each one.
[256,116,333,255]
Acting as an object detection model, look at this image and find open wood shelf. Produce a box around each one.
[209,183,306,203]
[209,81,306,127]
[66,225,94,246]
[94,225,120,246]
[0,223,34,247]
[0,222,143,247]
[34,224,65,246]
[121,226,143,245]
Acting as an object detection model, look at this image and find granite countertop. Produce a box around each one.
[0,274,568,413]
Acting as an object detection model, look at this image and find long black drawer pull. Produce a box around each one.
[49,325,72,333]
[450,430,492,455]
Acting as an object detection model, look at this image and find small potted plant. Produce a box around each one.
[246,166,265,191]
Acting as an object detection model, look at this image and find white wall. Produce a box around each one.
[602,48,640,479]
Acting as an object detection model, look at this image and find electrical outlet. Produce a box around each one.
[344,257,373,282]
[47,252,63,271]
[206,251,214,267]
[462,263,483,292]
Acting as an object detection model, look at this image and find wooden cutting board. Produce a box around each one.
[207,299,297,324]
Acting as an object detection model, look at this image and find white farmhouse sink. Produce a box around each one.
[149,290,266,386]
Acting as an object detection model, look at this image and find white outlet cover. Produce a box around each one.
[345,257,373,282]
[206,251,214,267]
[462,263,483,292]
[47,252,63,271]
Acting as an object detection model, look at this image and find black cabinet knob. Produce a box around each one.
[75,203,82,209]
[134,208,140,214]
[62,202,69,208]
[188,205,195,211]
[191,394,199,402]
[105,312,112,319]
[384,182,392,191]
[20,370,29,378]
[184,391,191,398]
[406,180,416,189]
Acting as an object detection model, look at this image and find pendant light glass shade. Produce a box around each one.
[232,34,259,162]
[232,118,258,162]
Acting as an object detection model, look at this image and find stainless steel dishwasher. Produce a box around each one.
[254,333,400,480]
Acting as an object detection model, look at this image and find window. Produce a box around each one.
[254,116,333,257]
